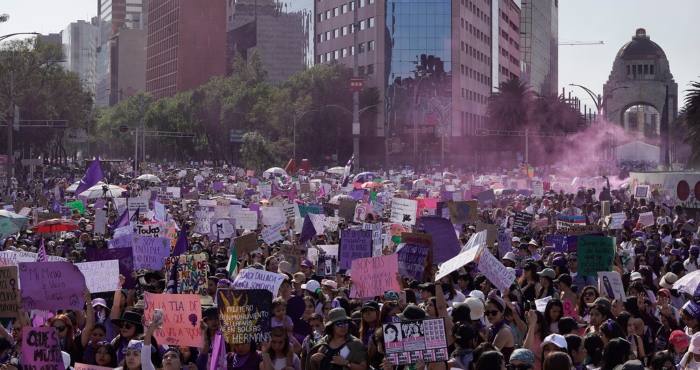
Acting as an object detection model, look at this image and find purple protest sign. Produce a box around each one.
[396,243,430,280]
[545,235,567,253]
[86,247,136,289]
[133,236,171,270]
[93,198,106,210]
[420,217,461,264]
[339,230,373,269]
[213,181,224,191]
[19,262,86,311]
[349,189,365,201]
[21,327,62,370]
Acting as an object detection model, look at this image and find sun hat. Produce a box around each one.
[659,272,678,290]
[541,334,568,349]
[278,261,294,275]
[465,297,484,320]
[397,305,430,321]
[468,290,485,302]
[321,279,338,289]
[325,307,352,327]
[503,252,517,262]
[293,272,306,284]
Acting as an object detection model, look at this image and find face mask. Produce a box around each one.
[441,283,452,292]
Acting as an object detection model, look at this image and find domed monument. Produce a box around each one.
[603,28,678,133]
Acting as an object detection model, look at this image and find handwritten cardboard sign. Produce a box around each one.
[21,327,62,370]
[210,218,237,241]
[194,205,215,234]
[578,236,615,276]
[478,249,516,293]
[19,261,86,311]
[363,222,383,257]
[638,211,654,227]
[261,221,285,245]
[476,221,497,248]
[497,229,512,258]
[133,236,171,270]
[108,233,134,249]
[86,247,136,289]
[609,212,626,229]
[143,292,204,347]
[74,260,120,293]
[569,224,603,236]
[339,230,373,269]
[233,269,286,296]
[165,253,208,295]
[390,198,418,225]
[233,232,259,255]
[338,200,357,221]
[597,271,627,302]
[513,212,533,233]
[218,289,272,344]
[350,254,400,298]
[396,244,430,281]
[233,209,258,230]
[634,185,649,198]
[0,266,19,317]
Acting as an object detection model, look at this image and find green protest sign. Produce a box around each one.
[578,236,615,276]
[65,200,85,215]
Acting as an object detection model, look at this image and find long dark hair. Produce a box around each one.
[565,335,583,365]
[544,299,563,326]
[475,351,504,370]
[601,338,631,370]
[532,310,552,341]
[583,333,604,368]
[469,343,497,370]
[94,342,118,367]
[576,286,599,317]
[268,327,290,359]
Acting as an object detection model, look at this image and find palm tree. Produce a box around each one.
[486,78,535,131]
[683,81,700,167]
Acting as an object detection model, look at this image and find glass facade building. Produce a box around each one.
[520,0,558,95]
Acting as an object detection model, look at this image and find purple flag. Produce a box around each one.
[341,154,354,187]
[166,258,178,294]
[171,222,189,256]
[51,199,61,213]
[74,158,106,195]
[109,207,129,232]
[36,236,48,262]
[299,214,317,244]
[209,331,227,370]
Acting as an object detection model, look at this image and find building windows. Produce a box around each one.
[326,31,331,40]
[317,34,323,42]
[350,45,355,55]
[358,43,365,53]
[350,1,355,10]
[368,40,375,51]
[326,10,331,19]
[342,4,347,13]
[367,64,374,74]
[342,48,348,57]
[326,52,331,61]
[360,0,366,7]
[360,20,365,30]
[369,17,375,27]
[342,26,347,36]
[316,55,322,63]
[334,50,339,60]
[334,7,339,16]
[334,29,339,38]
[318,13,323,22]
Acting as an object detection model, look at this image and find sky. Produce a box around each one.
[2,0,699,112]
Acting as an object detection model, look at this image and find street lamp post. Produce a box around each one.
[569,83,628,123]
[326,104,379,167]
[279,109,320,160]
[2,32,40,193]
[107,89,146,174]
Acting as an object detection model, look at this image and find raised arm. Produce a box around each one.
[79,286,94,347]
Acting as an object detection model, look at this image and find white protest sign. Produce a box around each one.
[610,213,626,229]
[133,223,165,238]
[0,251,18,266]
[318,244,339,258]
[154,201,166,221]
[436,244,482,281]
[452,192,463,202]
[194,206,215,234]
[198,199,217,207]
[75,260,120,293]
[113,225,132,238]
[258,184,272,199]
[390,198,418,225]
[113,198,127,216]
[478,249,516,293]
[233,209,258,230]
[261,207,284,226]
[229,204,243,216]
[638,211,654,227]
[363,222,383,256]
[18,207,31,217]
[261,221,285,244]
[93,209,107,235]
[128,197,149,215]
[210,218,236,241]
[309,213,328,234]
[166,187,181,198]
[597,271,627,302]
[535,296,552,313]
[533,181,544,197]
[233,269,286,296]
[327,216,340,232]
[281,204,300,220]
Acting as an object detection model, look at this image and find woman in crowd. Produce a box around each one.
[306,308,368,370]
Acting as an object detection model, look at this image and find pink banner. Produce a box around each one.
[21,327,62,370]
[350,254,400,298]
[143,292,204,347]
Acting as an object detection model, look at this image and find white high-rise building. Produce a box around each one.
[62,19,100,96]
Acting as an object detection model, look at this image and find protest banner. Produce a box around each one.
[635,185,649,198]
[545,234,567,253]
[382,318,449,365]
[478,249,516,293]
[261,207,284,225]
[218,289,272,344]
[339,230,373,269]
[555,215,586,234]
[353,203,369,223]
[533,181,544,197]
[128,197,149,215]
[65,200,85,215]
[446,201,478,224]
[638,211,654,227]
[477,189,496,205]
[578,236,615,276]
[0,266,18,317]
[597,271,627,302]
[535,297,552,312]
[396,244,430,281]
[19,261,86,310]
[233,209,259,230]
[281,204,300,220]
[143,292,204,347]
[390,198,418,225]
[363,222,383,256]
[261,221,285,245]
[21,327,62,370]
[165,253,208,295]
[568,224,603,236]
[154,200,167,220]
[400,232,433,248]
[233,233,259,255]
[513,212,534,233]
[350,254,400,298]
[108,233,134,249]
[194,206,215,234]
[233,269,286,295]
[74,260,120,293]
[420,217,461,264]
[476,221,497,248]
[134,223,165,238]
[309,213,328,234]
[609,212,626,229]
[338,200,357,221]
[75,364,113,370]
[496,228,512,258]
[133,236,171,270]
[210,218,237,241]
[435,241,483,281]
[298,204,323,218]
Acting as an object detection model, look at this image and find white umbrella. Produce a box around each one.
[326,167,345,175]
[66,181,105,193]
[263,167,287,176]
[79,184,126,199]
[136,174,162,183]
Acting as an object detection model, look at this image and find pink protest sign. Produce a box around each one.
[350,254,400,298]
[19,261,86,311]
[21,327,62,370]
[75,364,113,370]
[562,299,578,320]
[143,292,204,347]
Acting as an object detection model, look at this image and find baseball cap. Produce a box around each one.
[541,334,568,350]
[464,297,484,321]
[670,330,690,350]
[301,280,320,293]
[468,290,485,302]
[629,272,642,281]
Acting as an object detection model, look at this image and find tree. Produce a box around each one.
[683,80,700,167]
[240,131,277,173]
[486,78,535,131]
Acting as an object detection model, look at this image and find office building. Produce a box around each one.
[39,33,62,44]
[314,0,520,163]
[519,0,558,95]
[226,0,313,83]
[96,0,149,106]
[62,19,100,96]
[146,0,227,100]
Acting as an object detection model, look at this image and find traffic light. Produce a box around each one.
[387,139,393,154]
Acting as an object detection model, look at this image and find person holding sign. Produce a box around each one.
[142,315,197,370]
[486,291,515,363]
[306,308,368,370]
[50,286,94,366]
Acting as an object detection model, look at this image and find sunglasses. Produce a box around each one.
[334,320,351,327]
[11,327,21,333]
[583,291,596,297]
[118,322,133,329]
[53,326,67,332]
[506,365,532,370]
[638,259,647,262]
[485,310,500,317]
[568,258,577,262]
